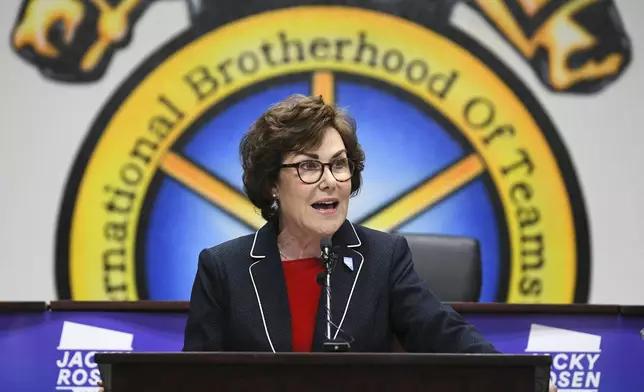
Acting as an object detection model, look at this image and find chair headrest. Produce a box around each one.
[402,234,482,302]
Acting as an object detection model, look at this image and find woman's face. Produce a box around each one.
[275,127,353,239]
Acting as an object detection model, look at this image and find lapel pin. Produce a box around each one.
[343,256,354,271]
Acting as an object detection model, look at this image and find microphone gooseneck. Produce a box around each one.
[319,237,351,352]
[320,237,333,341]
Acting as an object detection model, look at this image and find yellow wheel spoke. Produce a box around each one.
[359,153,485,231]
[157,70,334,232]
[159,151,265,230]
[313,71,334,103]
[160,72,480,235]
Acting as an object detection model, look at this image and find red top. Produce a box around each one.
[282,258,324,352]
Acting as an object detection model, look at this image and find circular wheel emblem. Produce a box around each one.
[56,7,590,303]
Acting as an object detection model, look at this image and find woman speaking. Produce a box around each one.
[98,94,556,391]
[183,94,550,392]
[182,93,499,354]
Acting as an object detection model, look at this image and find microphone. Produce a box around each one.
[317,236,333,286]
[320,236,332,264]
[319,237,351,352]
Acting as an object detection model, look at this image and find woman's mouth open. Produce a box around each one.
[311,199,339,214]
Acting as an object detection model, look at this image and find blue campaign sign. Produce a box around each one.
[0,311,186,391]
[1,310,642,391]
[465,313,644,392]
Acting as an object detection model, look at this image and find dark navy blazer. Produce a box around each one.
[182,219,499,353]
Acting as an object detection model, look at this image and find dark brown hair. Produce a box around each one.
[239,94,366,221]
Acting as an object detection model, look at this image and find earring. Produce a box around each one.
[271,194,279,211]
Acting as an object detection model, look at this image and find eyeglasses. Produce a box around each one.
[281,158,355,184]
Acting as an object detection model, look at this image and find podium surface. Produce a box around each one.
[95,352,551,392]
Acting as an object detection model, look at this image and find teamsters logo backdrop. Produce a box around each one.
[10,0,631,303]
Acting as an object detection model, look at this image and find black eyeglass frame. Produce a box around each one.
[280,158,355,184]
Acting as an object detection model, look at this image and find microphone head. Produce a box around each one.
[320,236,332,249]
[319,237,333,263]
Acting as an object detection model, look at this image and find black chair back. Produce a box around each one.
[402,234,482,302]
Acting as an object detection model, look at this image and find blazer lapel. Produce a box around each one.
[312,221,364,351]
[248,221,292,352]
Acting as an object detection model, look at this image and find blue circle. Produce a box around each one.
[144,76,501,302]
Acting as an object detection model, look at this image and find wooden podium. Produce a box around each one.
[95,352,551,392]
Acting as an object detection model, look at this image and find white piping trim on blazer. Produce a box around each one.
[249,230,275,353]
[248,221,362,349]
[248,260,275,353]
[346,221,362,248]
[333,221,362,339]
[333,248,364,340]
[250,230,266,259]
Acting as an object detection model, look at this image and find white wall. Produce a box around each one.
[452,1,644,305]
[0,0,190,301]
[1,0,642,304]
